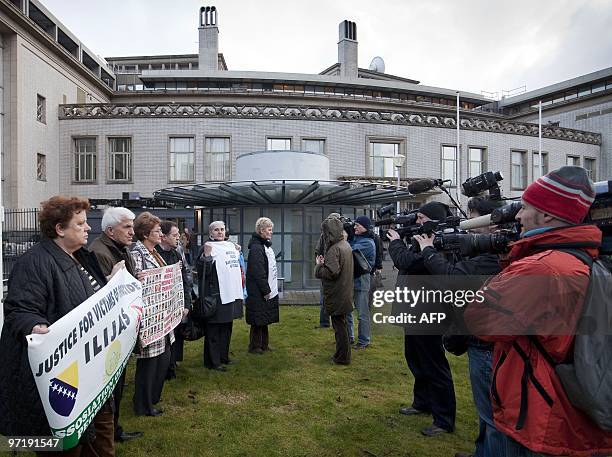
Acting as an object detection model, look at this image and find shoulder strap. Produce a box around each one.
[554,248,593,269]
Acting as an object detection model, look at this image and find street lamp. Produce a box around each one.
[393,154,406,214]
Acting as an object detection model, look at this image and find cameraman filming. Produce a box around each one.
[464,167,612,456]
[413,196,507,457]
[387,202,456,437]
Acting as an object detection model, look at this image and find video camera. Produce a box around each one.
[429,197,522,257]
[587,180,612,255]
[461,171,504,199]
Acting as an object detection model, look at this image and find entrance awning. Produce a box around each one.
[154,180,417,207]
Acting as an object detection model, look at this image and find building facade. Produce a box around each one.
[1,1,609,289]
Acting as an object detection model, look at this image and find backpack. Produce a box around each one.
[530,249,612,431]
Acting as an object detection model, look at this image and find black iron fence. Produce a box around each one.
[2,208,40,284]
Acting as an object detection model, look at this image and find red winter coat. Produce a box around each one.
[465,225,612,456]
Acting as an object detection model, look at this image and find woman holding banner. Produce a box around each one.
[130,212,174,417]
[196,221,244,371]
[245,217,280,354]
[0,196,118,456]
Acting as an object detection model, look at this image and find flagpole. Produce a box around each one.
[456,91,461,205]
[538,100,542,178]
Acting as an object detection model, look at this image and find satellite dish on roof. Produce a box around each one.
[368,56,385,73]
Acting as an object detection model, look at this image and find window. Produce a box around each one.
[532,151,549,180]
[441,145,457,186]
[36,153,46,181]
[36,94,46,124]
[566,155,580,167]
[369,141,401,177]
[511,150,527,189]
[584,158,596,181]
[73,138,97,182]
[468,147,486,177]
[108,137,132,182]
[301,139,325,154]
[267,138,291,150]
[168,137,195,182]
[205,137,231,182]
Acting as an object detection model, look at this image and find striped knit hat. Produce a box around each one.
[522,166,595,224]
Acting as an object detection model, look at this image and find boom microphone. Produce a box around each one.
[407,179,448,194]
[459,214,491,231]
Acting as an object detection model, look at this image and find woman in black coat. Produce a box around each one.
[0,196,119,455]
[196,221,243,371]
[245,217,279,354]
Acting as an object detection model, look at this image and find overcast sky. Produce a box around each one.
[43,0,612,97]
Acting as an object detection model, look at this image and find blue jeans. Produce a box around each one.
[468,344,508,457]
[504,436,553,456]
[347,287,371,346]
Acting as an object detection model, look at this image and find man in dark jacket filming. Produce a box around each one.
[386,201,457,437]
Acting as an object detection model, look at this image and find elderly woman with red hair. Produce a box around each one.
[0,196,119,456]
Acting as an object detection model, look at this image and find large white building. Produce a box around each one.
[1,0,609,289]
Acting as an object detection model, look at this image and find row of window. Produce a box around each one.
[439,146,596,189]
[72,137,330,184]
[509,151,596,189]
[73,136,232,183]
[68,136,597,188]
[114,81,477,109]
[502,78,612,115]
[112,62,196,73]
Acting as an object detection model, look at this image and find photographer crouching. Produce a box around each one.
[386,202,457,437]
[413,196,507,457]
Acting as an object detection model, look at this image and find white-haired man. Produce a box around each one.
[90,207,143,443]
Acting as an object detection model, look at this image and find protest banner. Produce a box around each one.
[209,241,244,304]
[26,268,142,450]
[138,262,184,347]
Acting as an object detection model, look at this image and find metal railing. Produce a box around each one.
[2,208,40,286]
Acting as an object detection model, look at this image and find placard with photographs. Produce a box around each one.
[139,263,184,346]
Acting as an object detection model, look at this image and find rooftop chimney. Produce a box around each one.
[338,20,358,78]
[199,6,219,71]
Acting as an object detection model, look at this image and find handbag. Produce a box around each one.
[353,249,372,278]
[371,270,383,289]
[182,315,205,341]
[192,293,219,322]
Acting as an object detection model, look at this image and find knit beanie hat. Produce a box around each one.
[355,215,372,230]
[521,166,595,224]
[418,202,450,221]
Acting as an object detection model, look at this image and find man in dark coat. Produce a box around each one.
[89,206,142,443]
[315,217,354,365]
[387,201,457,437]
[245,217,280,354]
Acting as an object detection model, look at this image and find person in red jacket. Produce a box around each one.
[465,166,612,457]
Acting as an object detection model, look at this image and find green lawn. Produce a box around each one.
[117,306,478,457]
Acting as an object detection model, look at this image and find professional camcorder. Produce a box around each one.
[376,172,611,257]
[375,170,521,256]
[461,171,504,199]
[587,180,612,255]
